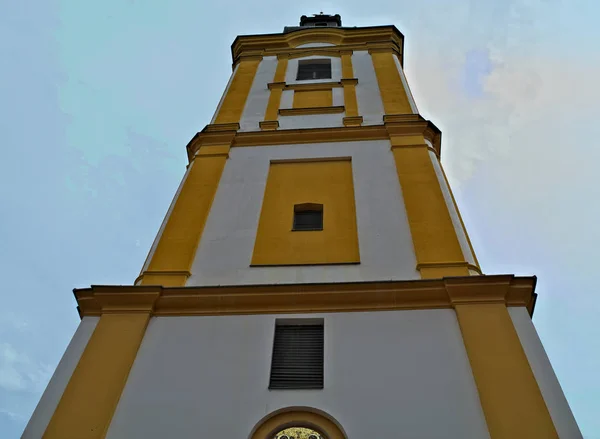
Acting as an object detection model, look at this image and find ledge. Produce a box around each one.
[343,116,363,127]
[279,106,345,116]
[185,115,443,162]
[74,275,537,318]
[268,81,344,91]
[259,120,279,131]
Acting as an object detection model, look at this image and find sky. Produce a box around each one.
[0,0,599,437]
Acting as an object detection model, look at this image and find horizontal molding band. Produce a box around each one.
[185,114,442,162]
[279,106,345,116]
[232,26,404,67]
[268,81,345,91]
[75,275,537,318]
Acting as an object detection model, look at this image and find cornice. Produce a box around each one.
[231,26,404,67]
[74,275,537,318]
[185,115,442,162]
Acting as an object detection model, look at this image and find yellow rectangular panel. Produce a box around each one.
[252,160,360,265]
[292,89,333,108]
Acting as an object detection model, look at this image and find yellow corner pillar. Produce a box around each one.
[340,50,361,126]
[139,145,229,286]
[261,55,288,130]
[214,56,261,124]
[370,49,412,115]
[390,135,469,278]
[446,281,557,438]
[43,312,153,439]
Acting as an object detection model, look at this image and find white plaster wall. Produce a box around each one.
[393,54,418,114]
[278,113,344,130]
[22,317,100,439]
[352,51,385,125]
[509,307,583,438]
[239,56,277,132]
[210,64,239,124]
[428,150,477,267]
[106,310,490,439]
[280,89,294,109]
[187,140,419,286]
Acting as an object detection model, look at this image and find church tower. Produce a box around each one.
[24,14,581,439]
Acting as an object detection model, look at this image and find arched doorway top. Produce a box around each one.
[249,406,347,439]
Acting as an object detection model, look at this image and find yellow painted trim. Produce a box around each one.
[391,142,468,279]
[264,58,288,123]
[43,312,152,439]
[264,88,283,121]
[76,275,537,317]
[343,116,363,127]
[446,279,557,437]
[340,52,360,119]
[293,89,333,109]
[270,156,352,164]
[272,81,344,91]
[259,120,279,130]
[138,150,228,286]
[279,106,345,116]
[250,409,347,439]
[214,58,261,124]
[251,160,360,266]
[371,50,413,115]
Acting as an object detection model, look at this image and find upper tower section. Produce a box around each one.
[207,14,421,135]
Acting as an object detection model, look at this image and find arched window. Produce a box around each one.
[273,426,324,439]
[250,408,347,439]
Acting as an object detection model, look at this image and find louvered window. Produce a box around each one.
[296,59,332,80]
[269,324,324,389]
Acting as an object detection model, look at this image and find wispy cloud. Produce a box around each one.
[0,342,52,394]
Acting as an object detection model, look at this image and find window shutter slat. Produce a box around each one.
[269,325,324,389]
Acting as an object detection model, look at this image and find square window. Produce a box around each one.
[293,204,323,231]
[296,59,332,81]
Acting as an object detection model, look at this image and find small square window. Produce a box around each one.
[296,59,331,81]
[293,203,323,231]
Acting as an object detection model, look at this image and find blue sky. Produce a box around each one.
[1,0,598,437]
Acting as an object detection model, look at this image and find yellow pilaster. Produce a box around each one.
[261,56,288,130]
[43,313,152,439]
[370,49,412,115]
[340,51,361,126]
[447,280,557,438]
[139,145,229,286]
[390,136,468,278]
[214,56,261,124]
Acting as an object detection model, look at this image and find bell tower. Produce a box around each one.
[24,14,581,439]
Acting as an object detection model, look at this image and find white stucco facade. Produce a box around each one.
[509,307,583,438]
[187,140,419,286]
[353,50,386,125]
[22,317,99,439]
[106,310,490,439]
